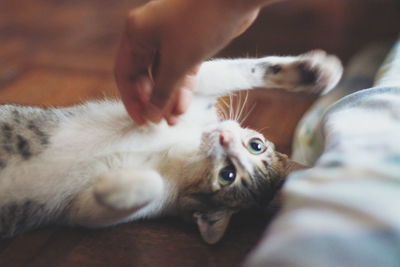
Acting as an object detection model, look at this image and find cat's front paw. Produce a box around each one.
[94,170,164,210]
[263,50,343,94]
[296,50,343,93]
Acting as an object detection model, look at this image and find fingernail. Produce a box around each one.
[167,115,179,126]
[137,76,153,104]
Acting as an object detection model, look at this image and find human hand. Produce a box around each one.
[115,0,278,125]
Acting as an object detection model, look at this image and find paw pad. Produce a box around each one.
[297,62,318,85]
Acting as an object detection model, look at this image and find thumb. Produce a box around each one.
[146,72,184,123]
[150,65,184,110]
[146,52,197,122]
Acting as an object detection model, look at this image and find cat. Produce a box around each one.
[0,50,342,244]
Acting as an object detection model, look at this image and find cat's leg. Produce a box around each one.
[66,169,165,227]
[194,50,343,96]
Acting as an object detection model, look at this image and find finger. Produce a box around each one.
[115,76,145,126]
[136,75,153,104]
[148,40,197,111]
[149,75,181,112]
[165,88,193,126]
[115,14,158,125]
[173,87,193,116]
[116,72,147,125]
[163,91,184,126]
[125,102,147,126]
[120,91,147,126]
[115,55,148,125]
[174,66,198,115]
[145,103,163,124]
[160,65,199,124]
[146,72,182,124]
[165,92,191,126]
[187,64,201,76]
[166,114,180,126]
[142,52,164,123]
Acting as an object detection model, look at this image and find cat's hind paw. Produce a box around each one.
[94,170,164,211]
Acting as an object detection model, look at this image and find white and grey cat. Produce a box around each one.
[0,50,342,244]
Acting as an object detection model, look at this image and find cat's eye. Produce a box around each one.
[218,164,236,186]
[247,138,267,154]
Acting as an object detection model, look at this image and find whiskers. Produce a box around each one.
[217,92,256,125]
[255,125,271,134]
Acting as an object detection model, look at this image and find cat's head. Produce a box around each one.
[177,120,305,244]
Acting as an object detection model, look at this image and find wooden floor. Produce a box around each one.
[0,0,399,266]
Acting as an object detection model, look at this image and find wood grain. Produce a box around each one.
[0,0,399,266]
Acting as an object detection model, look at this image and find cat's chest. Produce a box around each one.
[96,122,204,169]
[49,100,217,174]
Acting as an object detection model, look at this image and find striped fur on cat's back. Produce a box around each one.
[0,50,343,243]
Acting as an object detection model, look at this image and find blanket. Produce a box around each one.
[245,38,400,267]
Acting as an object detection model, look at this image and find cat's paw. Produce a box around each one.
[296,50,343,93]
[262,50,343,94]
[94,170,164,210]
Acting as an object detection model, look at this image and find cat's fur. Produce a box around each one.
[0,50,342,244]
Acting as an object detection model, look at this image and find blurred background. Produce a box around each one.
[0,0,399,266]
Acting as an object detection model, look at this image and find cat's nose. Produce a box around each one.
[219,130,233,148]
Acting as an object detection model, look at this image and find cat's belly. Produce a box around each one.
[0,103,211,220]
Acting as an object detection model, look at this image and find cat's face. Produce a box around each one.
[177,120,304,244]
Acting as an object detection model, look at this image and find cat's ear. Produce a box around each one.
[276,152,308,177]
[193,210,233,244]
